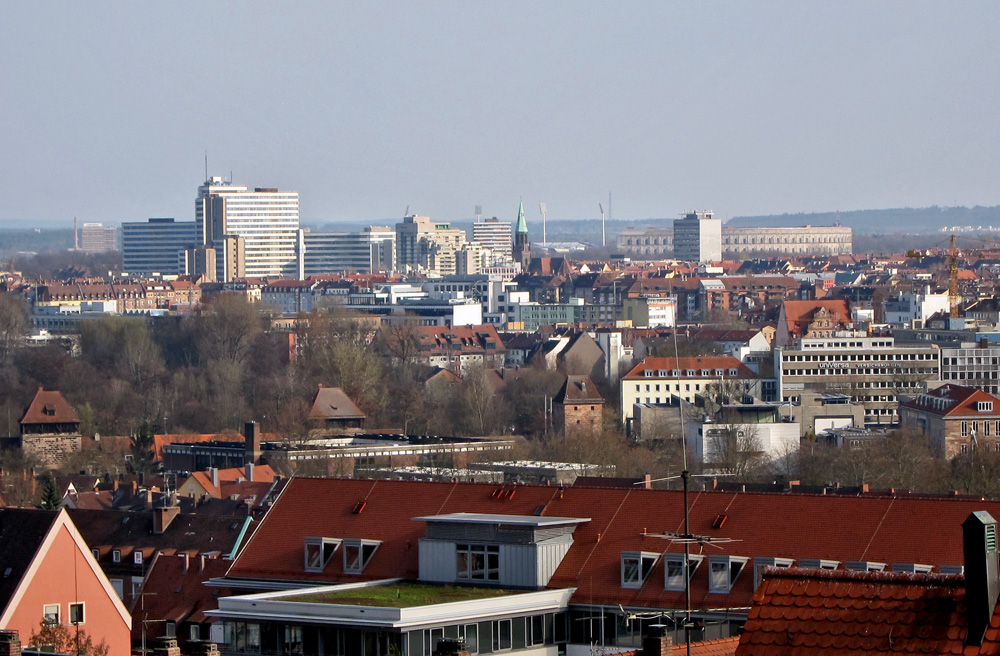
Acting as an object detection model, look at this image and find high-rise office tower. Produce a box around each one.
[673,210,722,262]
[472,217,513,262]
[513,201,531,271]
[195,177,300,281]
[122,218,198,276]
[303,227,396,275]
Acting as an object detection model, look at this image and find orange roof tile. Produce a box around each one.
[19,388,79,425]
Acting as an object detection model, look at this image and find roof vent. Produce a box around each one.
[964,510,1000,646]
[712,514,728,529]
[352,501,367,514]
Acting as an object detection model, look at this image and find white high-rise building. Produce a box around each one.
[673,210,722,262]
[472,217,513,262]
[196,177,300,280]
[80,223,119,253]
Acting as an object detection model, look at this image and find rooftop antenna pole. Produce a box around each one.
[599,203,606,247]
[204,151,208,181]
[475,205,483,222]
[539,203,548,243]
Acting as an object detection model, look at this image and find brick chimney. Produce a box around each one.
[642,625,674,656]
[153,506,180,534]
[246,463,254,482]
[0,630,21,656]
[245,421,261,465]
[964,510,1000,646]
[153,638,180,656]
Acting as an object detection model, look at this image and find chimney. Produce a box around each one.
[209,467,219,489]
[245,421,261,465]
[0,630,21,656]
[246,463,254,482]
[153,506,180,534]
[180,553,189,575]
[964,510,1000,646]
[199,554,206,573]
[641,625,674,656]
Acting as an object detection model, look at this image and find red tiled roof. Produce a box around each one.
[20,388,79,425]
[901,384,1000,418]
[623,356,757,380]
[737,567,971,655]
[130,554,232,643]
[225,478,1000,613]
[780,299,852,337]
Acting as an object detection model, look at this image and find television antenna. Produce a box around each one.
[539,202,548,243]
[599,203,606,247]
[475,205,483,222]
[404,205,410,218]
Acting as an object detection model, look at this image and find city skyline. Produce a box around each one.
[2,2,998,227]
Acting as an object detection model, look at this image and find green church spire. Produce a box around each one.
[515,200,528,234]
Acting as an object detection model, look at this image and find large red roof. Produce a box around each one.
[19,388,79,426]
[226,478,1000,613]
[623,356,757,380]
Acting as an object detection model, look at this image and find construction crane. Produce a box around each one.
[906,234,965,318]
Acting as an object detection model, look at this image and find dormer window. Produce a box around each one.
[798,558,840,570]
[343,539,381,575]
[892,563,933,573]
[686,369,696,377]
[621,551,659,588]
[112,550,121,563]
[714,369,724,376]
[701,369,710,376]
[978,401,994,412]
[708,555,749,593]
[134,551,143,565]
[644,370,654,377]
[304,537,341,572]
[671,370,680,377]
[753,557,795,590]
[846,560,886,572]
[728,368,739,376]
[664,554,704,591]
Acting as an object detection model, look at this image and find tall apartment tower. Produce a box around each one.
[472,217,512,262]
[80,223,119,253]
[513,201,531,271]
[673,210,722,262]
[195,177,300,281]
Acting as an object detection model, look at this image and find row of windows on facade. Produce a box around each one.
[781,367,936,376]
[42,602,85,626]
[643,368,741,378]
[620,552,953,593]
[224,612,561,656]
[783,352,935,362]
[94,547,143,565]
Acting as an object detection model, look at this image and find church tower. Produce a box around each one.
[513,201,531,271]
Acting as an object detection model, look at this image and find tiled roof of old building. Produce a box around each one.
[736,567,975,655]
[223,478,1000,613]
[20,388,79,426]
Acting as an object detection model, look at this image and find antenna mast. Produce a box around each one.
[475,205,482,222]
[539,203,547,243]
[204,151,208,181]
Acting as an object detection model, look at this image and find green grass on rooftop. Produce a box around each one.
[290,583,521,607]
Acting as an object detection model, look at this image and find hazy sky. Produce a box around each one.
[1,2,998,227]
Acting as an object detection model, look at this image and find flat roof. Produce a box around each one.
[413,512,590,527]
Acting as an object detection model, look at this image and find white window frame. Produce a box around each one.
[304,537,341,573]
[708,555,749,593]
[664,554,704,591]
[134,551,143,565]
[69,602,85,625]
[621,551,660,588]
[342,539,382,575]
[492,618,512,651]
[846,560,886,572]
[112,550,121,563]
[43,604,60,625]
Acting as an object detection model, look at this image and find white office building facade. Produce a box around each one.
[196,177,301,280]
